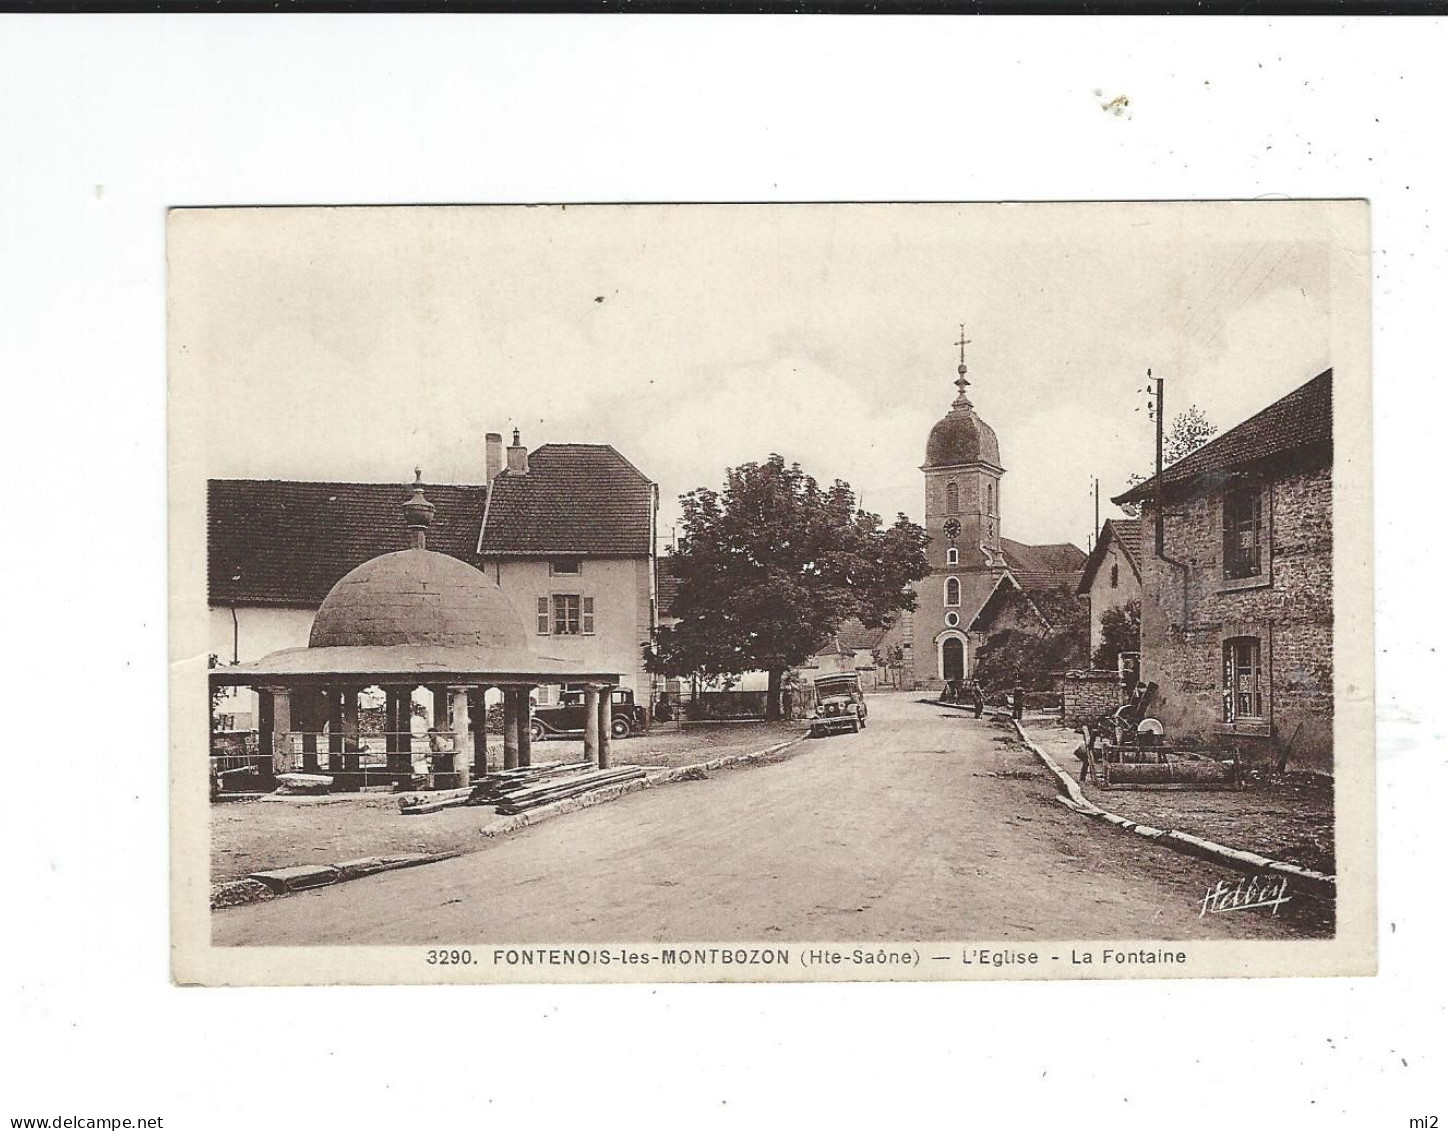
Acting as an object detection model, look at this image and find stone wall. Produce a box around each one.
[1063,669,1124,726]
[1137,458,1333,772]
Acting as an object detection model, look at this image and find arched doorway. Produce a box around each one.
[941,636,965,682]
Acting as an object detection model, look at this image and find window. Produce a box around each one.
[1222,636,1263,721]
[1223,485,1263,580]
[945,481,959,514]
[986,482,994,514]
[946,546,959,565]
[543,594,595,635]
[945,577,961,607]
[550,558,582,576]
[945,611,960,628]
[553,594,581,635]
[1110,563,1119,589]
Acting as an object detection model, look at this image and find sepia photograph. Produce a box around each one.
[169,200,1372,983]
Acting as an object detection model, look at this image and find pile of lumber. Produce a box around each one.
[470,761,590,802]
[492,766,647,814]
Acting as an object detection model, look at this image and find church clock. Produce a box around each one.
[943,517,962,540]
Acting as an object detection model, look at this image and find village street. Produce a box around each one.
[213,696,1327,946]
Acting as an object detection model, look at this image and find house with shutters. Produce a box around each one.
[1112,369,1334,773]
[208,430,659,729]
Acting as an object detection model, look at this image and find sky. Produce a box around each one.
[173,202,1349,551]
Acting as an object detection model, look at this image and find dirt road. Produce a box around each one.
[213,696,1329,945]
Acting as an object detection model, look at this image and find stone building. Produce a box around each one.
[209,431,659,729]
[1112,369,1333,773]
[1076,517,1142,660]
[889,347,1085,690]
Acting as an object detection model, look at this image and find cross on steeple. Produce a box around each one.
[953,323,973,406]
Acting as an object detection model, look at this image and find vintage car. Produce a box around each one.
[809,672,868,737]
[529,686,648,741]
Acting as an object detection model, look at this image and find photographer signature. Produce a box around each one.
[1198,875,1292,918]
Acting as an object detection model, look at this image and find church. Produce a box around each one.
[885,341,1087,691]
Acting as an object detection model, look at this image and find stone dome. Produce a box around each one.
[309,548,527,651]
[925,405,1001,468]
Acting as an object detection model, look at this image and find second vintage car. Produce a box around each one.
[530,686,649,741]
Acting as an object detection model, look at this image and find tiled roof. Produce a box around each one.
[835,618,889,651]
[1114,369,1332,505]
[1001,538,1086,591]
[1074,518,1143,594]
[209,480,488,607]
[478,444,654,556]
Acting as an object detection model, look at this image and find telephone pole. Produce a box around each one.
[1153,369,1165,556]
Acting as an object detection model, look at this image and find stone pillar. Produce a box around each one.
[256,688,276,781]
[597,686,613,770]
[327,688,345,773]
[449,686,472,789]
[269,687,292,773]
[517,688,533,769]
[583,685,601,766]
[385,686,412,775]
[469,687,489,777]
[503,688,520,771]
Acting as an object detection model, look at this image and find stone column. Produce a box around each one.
[327,688,345,773]
[269,687,293,773]
[583,685,601,766]
[517,687,533,769]
[503,688,520,771]
[449,686,472,789]
[597,686,613,770]
[469,687,489,777]
[256,687,276,782]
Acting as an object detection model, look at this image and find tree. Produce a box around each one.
[646,455,930,720]
[1092,598,1141,671]
[1119,406,1218,518]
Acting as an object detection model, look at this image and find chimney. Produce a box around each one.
[506,428,529,475]
[485,432,504,484]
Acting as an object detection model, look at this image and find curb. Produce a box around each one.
[1010,718,1336,900]
[211,736,808,910]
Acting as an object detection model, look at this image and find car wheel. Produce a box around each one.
[529,720,545,742]
[611,716,631,739]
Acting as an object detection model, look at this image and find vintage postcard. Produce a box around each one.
[169,201,1373,985]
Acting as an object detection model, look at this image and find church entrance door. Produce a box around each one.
[942,637,965,683]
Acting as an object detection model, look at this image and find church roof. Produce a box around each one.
[478,444,655,557]
[1000,538,1087,590]
[925,406,1001,469]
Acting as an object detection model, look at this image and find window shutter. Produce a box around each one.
[537,596,549,635]
[583,596,595,635]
